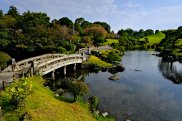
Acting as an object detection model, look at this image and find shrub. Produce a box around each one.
[5,78,33,109]
[58,46,66,54]
[69,80,89,101]
[0,52,11,70]
[107,52,121,63]
[88,96,99,111]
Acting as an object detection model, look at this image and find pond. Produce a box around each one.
[50,51,182,121]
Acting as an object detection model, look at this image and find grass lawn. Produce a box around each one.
[86,55,112,68]
[2,76,96,121]
[140,32,165,44]
[175,39,182,46]
[102,39,119,46]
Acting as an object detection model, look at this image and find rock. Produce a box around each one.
[135,69,142,71]
[116,64,125,72]
[101,68,107,72]
[55,88,64,95]
[94,110,99,115]
[55,93,59,97]
[108,67,118,74]
[102,112,108,117]
[109,74,120,80]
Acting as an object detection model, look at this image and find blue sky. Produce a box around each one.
[0,0,182,32]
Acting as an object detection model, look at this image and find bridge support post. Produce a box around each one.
[30,67,34,77]
[22,71,25,78]
[73,63,76,71]
[52,70,55,80]
[11,58,16,72]
[2,81,5,90]
[82,53,86,61]
[64,66,66,75]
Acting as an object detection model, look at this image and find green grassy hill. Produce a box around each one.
[140,32,165,44]
[2,76,96,121]
[86,55,112,67]
[102,39,119,46]
[176,39,182,46]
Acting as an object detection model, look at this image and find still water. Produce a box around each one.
[51,51,182,121]
[84,51,182,121]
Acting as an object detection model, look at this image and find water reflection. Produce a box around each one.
[45,51,182,121]
[158,59,182,84]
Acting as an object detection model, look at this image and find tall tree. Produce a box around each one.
[81,21,92,29]
[75,17,85,25]
[0,10,3,18]
[93,21,111,32]
[146,29,154,35]
[69,80,89,101]
[84,25,108,45]
[75,17,85,34]
[58,17,73,28]
[162,30,182,49]
[19,11,50,33]
[7,5,20,18]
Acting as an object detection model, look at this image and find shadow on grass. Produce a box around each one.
[56,96,75,103]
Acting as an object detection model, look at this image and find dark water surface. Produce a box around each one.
[84,51,182,121]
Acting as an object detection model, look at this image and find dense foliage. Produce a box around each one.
[0,78,33,111]
[160,27,182,49]
[0,6,113,60]
[69,80,89,101]
[0,52,11,70]
[88,96,99,111]
[117,28,159,49]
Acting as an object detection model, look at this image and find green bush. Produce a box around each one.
[107,52,121,63]
[57,46,66,54]
[69,80,89,101]
[0,52,11,70]
[4,78,33,109]
[88,96,99,111]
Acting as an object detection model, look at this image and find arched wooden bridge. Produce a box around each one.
[2,53,86,78]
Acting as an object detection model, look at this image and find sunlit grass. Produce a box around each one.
[25,76,95,121]
[140,32,165,44]
[2,76,96,121]
[87,55,112,67]
[102,39,119,45]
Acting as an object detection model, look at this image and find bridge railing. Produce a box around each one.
[3,53,84,74]
[35,54,83,75]
[3,54,66,72]
[15,54,66,71]
[17,54,66,66]
[36,54,82,68]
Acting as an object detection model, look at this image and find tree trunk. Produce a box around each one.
[74,95,77,102]
[172,40,175,49]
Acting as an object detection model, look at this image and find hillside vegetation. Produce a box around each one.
[140,32,165,44]
[102,39,119,46]
[0,52,11,69]
[86,55,112,68]
[1,76,96,121]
